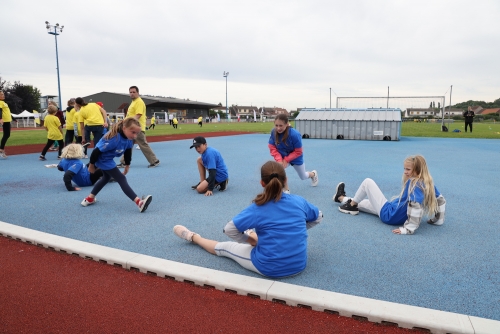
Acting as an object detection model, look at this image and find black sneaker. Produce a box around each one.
[191,182,201,190]
[333,182,346,203]
[147,160,160,168]
[116,163,126,168]
[218,179,229,192]
[339,199,359,215]
[39,155,47,161]
[82,142,91,148]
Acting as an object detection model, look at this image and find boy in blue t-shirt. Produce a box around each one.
[190,136,229,196]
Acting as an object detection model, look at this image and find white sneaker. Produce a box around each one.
[283,189,291,194]
[135,145,141,150]
[138,195,152,213]
[0,150,7,159]
[83,155,88,159]
[311,170,319,187]
[173,225,197,242]
[81,197,96,206]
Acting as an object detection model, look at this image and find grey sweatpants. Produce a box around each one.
[120,131,158,165]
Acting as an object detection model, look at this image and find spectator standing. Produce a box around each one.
[0,90,12,158]
[463,106,475,133]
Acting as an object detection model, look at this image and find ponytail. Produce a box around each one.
[253,161,287,205]
[104,118,140,140]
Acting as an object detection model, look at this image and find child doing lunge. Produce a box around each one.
[334,155,446,235]
[81,118,153,212]
[174,160,323,278]
[57,143,104,191]
[268,114,318,193]
[39,105,64,161]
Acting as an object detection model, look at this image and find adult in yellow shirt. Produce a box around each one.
[148,116,156,130]
[118,86,160,168]
[173,117,178,129]
[0,90,12,158]
[39,105,64,160]
[65,98,77,145]
[197,116,203,127]
[75,97,108,149]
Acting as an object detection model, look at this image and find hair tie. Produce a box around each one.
[270,173,279,179]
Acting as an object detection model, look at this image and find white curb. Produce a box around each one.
[1,221,499,334]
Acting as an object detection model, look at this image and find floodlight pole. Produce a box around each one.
[329,88,331,109]
[223,71,229,122]
[448,85,453,120]
[387,86,389,108]
[45,21,64,110]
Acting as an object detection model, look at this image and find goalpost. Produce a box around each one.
[336,95,448,130]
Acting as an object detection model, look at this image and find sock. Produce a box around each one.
[86,196,94,203]
[135,198,141,206]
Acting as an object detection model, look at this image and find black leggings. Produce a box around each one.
[89,168,104,185]
[65,130,75,146]
[91,167,137,201]
[1,122,11,149]
[41,139,64,157]
[465,122,473,132]
[148,124,155,130]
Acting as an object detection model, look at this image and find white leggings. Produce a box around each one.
[214,242,262,275]
[352,178,388,217]
[291,164,310,180]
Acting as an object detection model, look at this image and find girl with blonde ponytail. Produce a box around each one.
[173,161,323,278]
[334,155,446,235]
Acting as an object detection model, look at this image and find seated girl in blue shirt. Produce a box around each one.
[334,155,446,235]
[57,143,103,191]
[174,160,323,278]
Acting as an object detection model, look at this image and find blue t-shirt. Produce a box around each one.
[95,133,133,170]
[380,180,441,225]
[57,159,92,187]
[202,146,228,182]
[268,127,304,165]
[233,193,319,278]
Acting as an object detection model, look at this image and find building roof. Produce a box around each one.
[92,92,218,109]
[479,108,500,115]
[296,108,402,121]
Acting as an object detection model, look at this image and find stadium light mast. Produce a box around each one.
[223,71,229,121]
[45,21,64,110]
[330,88,331,109]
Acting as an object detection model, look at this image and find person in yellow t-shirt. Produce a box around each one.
[39,105,64,161]
[75,97,107,148]
[65,98,77,145]
[0,90,12,158]
[148,116,156,130]
[117,86,160,168]
[173,117,178,129]
[197,116,203,127]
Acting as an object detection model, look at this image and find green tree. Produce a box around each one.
[11,81,42,112]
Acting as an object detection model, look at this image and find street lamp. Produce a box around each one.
[45,21,64,110]
[223,71,229,121]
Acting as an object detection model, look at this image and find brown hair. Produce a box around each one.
[274,113,290,146]
[75,97,88,107]
[47,105,58,115]
[104,117,140,140]
[253,161,287,206]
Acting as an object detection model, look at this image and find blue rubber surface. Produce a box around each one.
[1,134,499,320]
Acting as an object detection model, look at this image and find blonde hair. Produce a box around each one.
[47,105,58,114]
[253,161,286,206]
[104,118,140,140]
[60,143,84,159]
[398,155,438,215]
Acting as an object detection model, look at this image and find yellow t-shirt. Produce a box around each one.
[66,107,75,129]
[151,116,155,124]
[80,103,104,126]
[198,116,202,123]
[0,101,12,122]
[126,97,146,131]
[44,114,63,140]
[173,117,178,124]
[75,112,83,136]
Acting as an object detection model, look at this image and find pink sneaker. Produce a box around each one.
[173,225,197,242]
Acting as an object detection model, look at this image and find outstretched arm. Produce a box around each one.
[393,201,423,235]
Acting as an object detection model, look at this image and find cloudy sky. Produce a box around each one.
[2,0,499,111]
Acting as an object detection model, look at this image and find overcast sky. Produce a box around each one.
[2,0,499,111]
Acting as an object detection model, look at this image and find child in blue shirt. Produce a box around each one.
[334,155,446,235]
[57,143,103,191]
[268,114,318,193]
[190,136,229,196]
[174,160,323,278]
[81,118,153,213]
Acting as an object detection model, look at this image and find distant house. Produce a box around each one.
[470,106,483,114]
[405,108,439,117]
[477,108,500,115]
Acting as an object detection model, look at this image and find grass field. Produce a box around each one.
[4,120,500,146]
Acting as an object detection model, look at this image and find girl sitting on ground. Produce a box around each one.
[57,143,104,191]
[334,155,446,235]
[81,118,152,213]
[173,160,323,278]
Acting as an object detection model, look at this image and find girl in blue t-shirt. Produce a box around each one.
[81,118,153,213]
[57,143,103,191]
[268,114,318,193]
[173,160,323,278]
[334,155,446,235]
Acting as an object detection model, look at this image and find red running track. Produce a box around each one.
[0,236,417,333]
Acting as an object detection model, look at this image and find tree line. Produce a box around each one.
[0,77,42,114]
[453,98,500,109]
